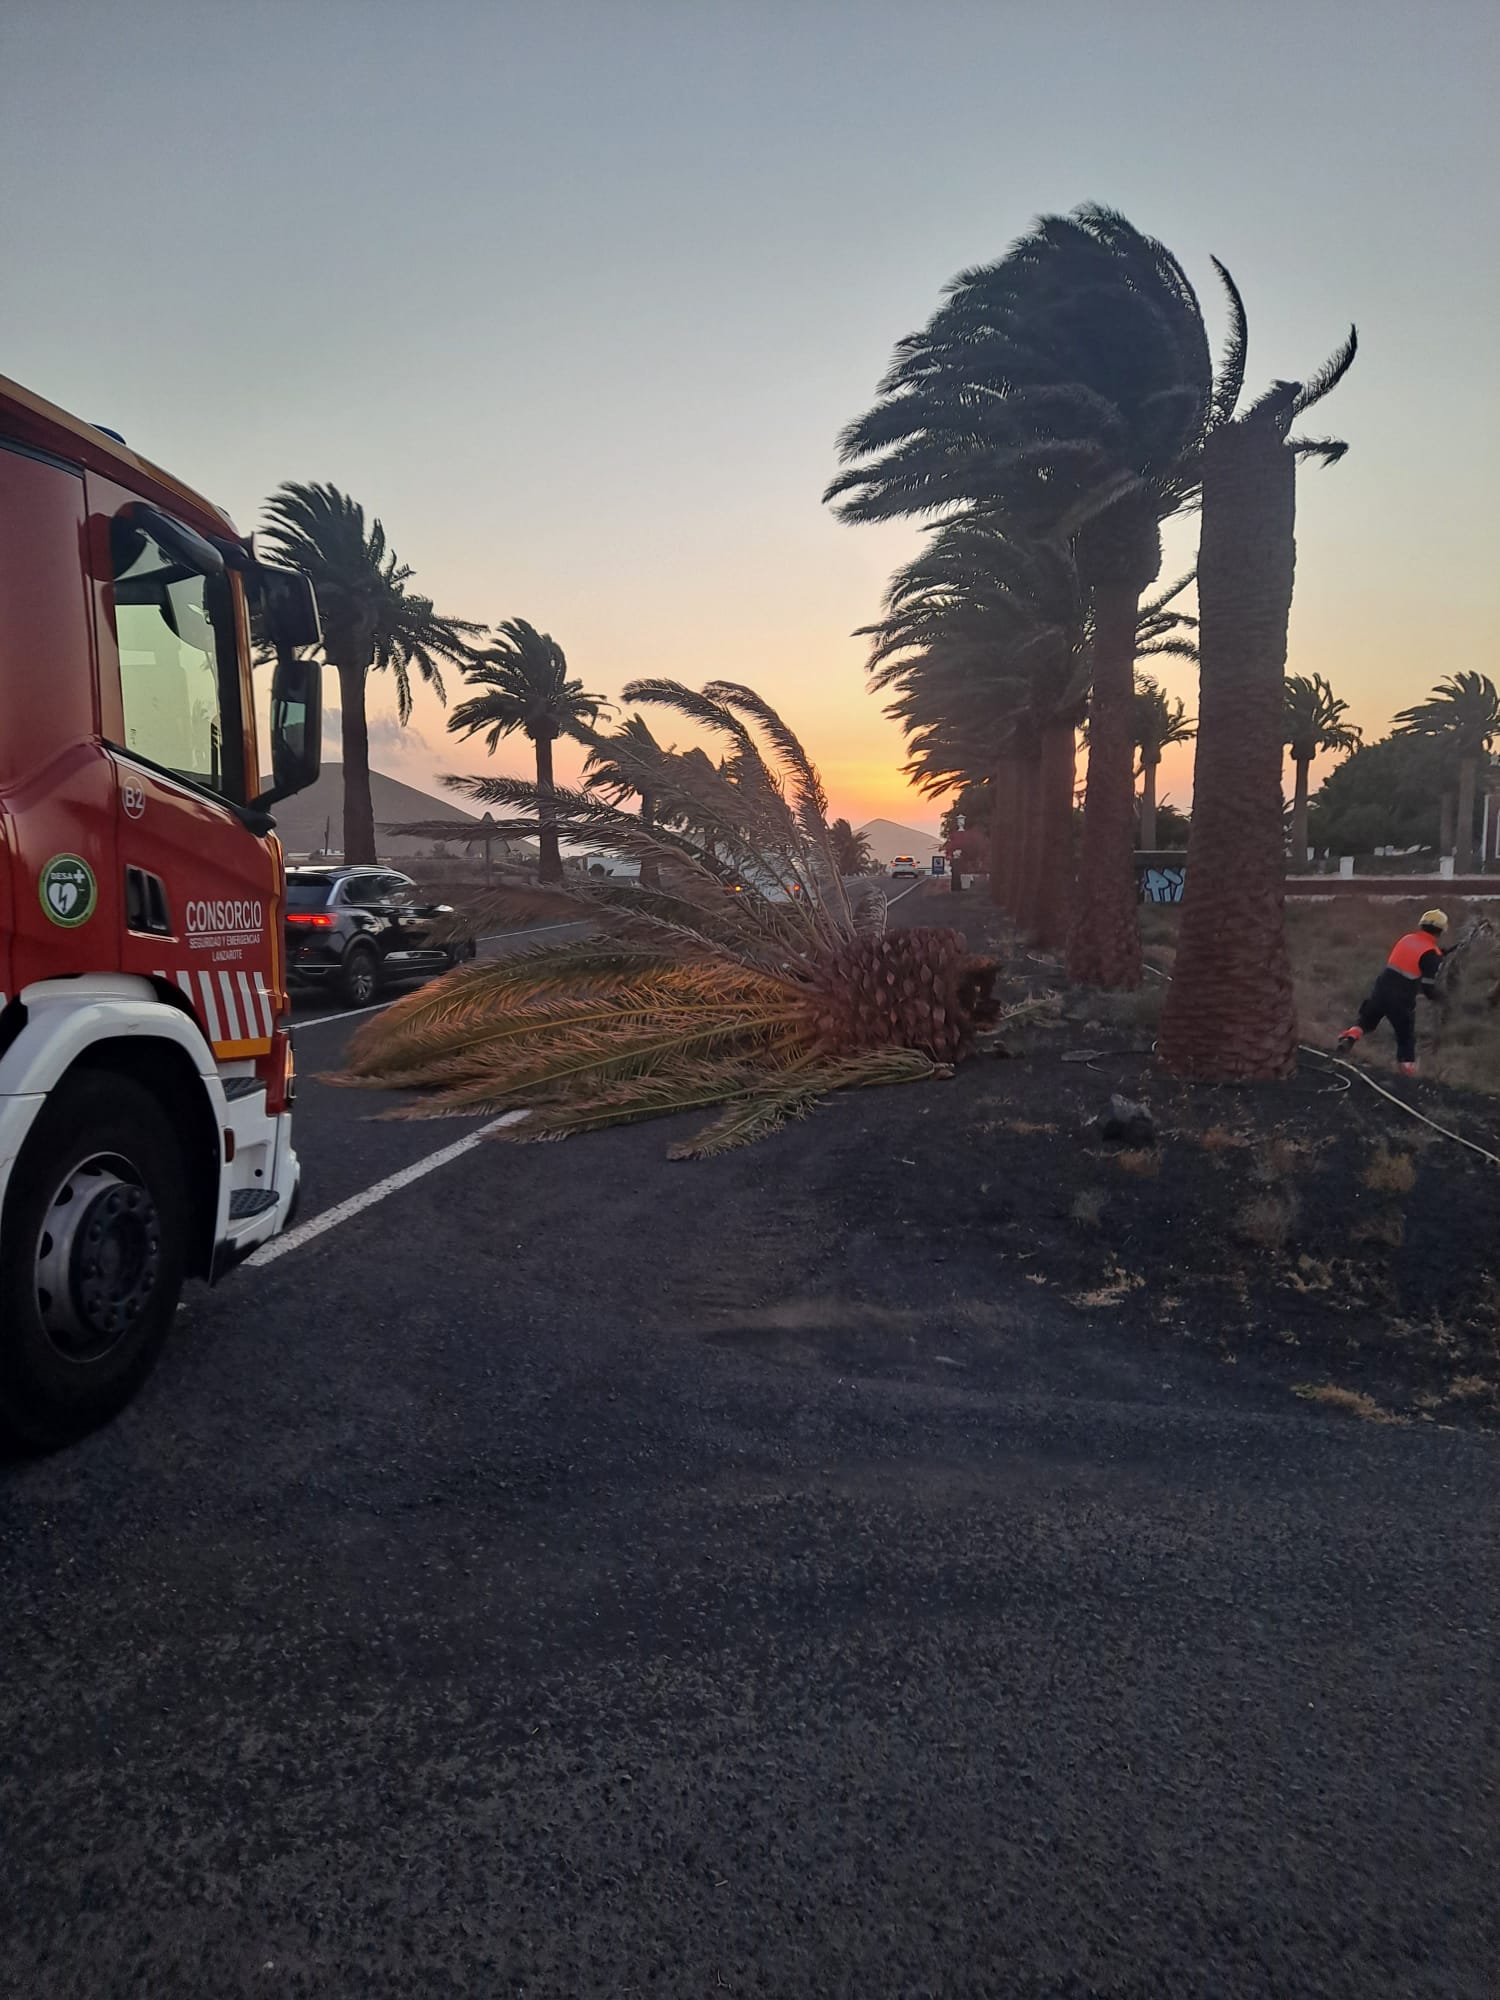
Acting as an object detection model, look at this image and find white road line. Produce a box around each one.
[248,1112,529,1267]
[886,880,927,905]
[476,919,592,942]
[292,1000,391,1030]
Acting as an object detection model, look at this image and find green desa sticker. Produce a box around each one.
[39,854,97,928]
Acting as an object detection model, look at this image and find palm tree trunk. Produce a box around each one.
[1067,581,1144,989]
[533,730,563,884]
[1291,756,1311,869]
[1456,757,1477,874]
[337,659,378,864]
[639,788,660,889]
[1033,720,1077,950]
[989,756,1017,913]
[1158,415,1298,1080]
[1139,757,1159,851]
[1440,791,1456,858]
[1014,751,1042,937]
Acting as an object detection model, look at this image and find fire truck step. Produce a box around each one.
[222,1077,267,1101]
[228,1188,280,1219]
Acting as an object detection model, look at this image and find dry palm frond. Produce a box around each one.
[339,684,999,1154]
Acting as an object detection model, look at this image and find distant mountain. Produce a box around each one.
[271,765,504,861]
[856,817,942,867]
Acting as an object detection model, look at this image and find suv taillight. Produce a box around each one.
[286,912,336,927]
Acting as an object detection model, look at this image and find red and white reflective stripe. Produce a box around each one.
[150,966,274,1052]
[195,971,224,1042]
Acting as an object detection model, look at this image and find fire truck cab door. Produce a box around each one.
[86,473,279,1059]
[0,442,119,998]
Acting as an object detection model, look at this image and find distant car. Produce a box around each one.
[284,866,477,1007]
[889,854,920,880]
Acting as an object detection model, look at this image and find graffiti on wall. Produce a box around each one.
[1139,865,1186,905]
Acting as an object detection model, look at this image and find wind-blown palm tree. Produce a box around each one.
[584,713,674,886]
[1392,672,1500,874]
[259,483,483,864]
[867,517,1194,947]
[342,684,1004,1156]
[827,204,1243,988]
[1158,334,1357,1080]
[1133,677,1195,849]
[829,818,875,875]
[1284,673,1361,866]
[865,523,1088,945]
[448,621,605,883]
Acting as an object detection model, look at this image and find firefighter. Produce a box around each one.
[1338,909,1452,1075]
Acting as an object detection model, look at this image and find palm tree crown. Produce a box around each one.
[1133,678,1195,772]
[259,482,481,722]
[829,818,875,876]
[1284,673,1361,764]
[1392,671,1500,759]
[449,619,605,752]
[825,205,1239,551]
[259,481,483,860]
[582,714,671,806]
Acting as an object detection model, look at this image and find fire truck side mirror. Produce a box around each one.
[256,651,322,809]
[256,567,322,651]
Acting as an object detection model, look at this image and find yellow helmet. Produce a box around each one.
[1420,908,1449,932]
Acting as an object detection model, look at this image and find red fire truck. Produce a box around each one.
[0,373,322,1447]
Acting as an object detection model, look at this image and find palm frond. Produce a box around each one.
[667,1049,942,1160]
[1291,327,1358,415]
[1287,436,1350,466]
[1208,257,1248,428]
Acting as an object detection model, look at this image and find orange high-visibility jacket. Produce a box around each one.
[1386,930,1444,980]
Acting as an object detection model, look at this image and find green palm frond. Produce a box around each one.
[1393,672,1500,758]
[259,481,481,687]
[448,619,606,752]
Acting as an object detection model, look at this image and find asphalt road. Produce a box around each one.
[1,889,1495,1998]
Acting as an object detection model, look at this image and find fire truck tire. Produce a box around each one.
[0,1072,189,1451]
[339,942,381,1008]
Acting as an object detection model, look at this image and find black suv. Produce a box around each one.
[284,866,476,1006]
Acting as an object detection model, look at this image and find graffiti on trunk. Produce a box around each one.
[1139,864,1186,905]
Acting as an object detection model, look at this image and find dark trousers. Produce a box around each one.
[1357,968,1421,1063]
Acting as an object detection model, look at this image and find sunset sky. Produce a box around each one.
[3,0,1495,831]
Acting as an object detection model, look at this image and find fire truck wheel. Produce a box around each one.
[0,1072,189,1451]
[339,942,381,1008]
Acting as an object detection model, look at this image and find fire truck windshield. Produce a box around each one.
[111,518,239,801]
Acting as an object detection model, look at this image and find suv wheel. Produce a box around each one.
[340,943,381,1008]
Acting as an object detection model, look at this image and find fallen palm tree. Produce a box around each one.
[339,681,999,1156]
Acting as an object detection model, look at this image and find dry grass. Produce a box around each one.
[1002,1118,1059,1136]
[1071,1267,1145,1308]
[1114,1148,1161,1178]
[1254,1136,1305,1183]
[1362,1143,1417,1194]
[1231,1192,1297,1252]
[1446,1374,1499,1403]
[1293,1383,1404,1423]
[1198,1123,1250,1154]
[1351,1212,1406,1249]
[1070,1187,1108,1227]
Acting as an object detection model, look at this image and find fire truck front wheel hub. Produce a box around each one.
[34,1159,163,1362]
